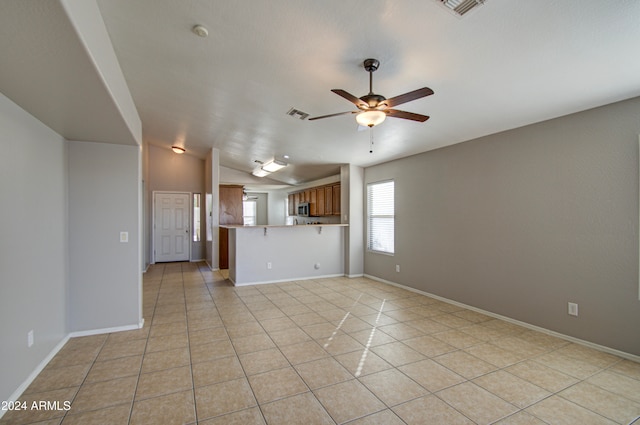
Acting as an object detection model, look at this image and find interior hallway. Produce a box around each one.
[2,262,639,424]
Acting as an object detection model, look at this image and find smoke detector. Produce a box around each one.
[438,0,486,16]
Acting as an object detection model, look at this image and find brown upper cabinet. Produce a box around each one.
[289,183,340,217]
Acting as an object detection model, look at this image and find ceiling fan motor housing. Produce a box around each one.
[363,58,380,72]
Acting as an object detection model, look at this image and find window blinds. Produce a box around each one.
[367,180,394,254]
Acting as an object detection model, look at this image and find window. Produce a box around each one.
[193,193,201,242]
[367,180,394,254]
[243,200,257,226]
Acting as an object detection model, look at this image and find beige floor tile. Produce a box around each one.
[84,355,142,383]
[259,316,297,332]
[463,343,525,368]
[493,411,548,424]
[224,321,264,338]
[459,324,510,341]
[238,348,290,376]
[192,356,245,387]
[141,347,190,373]
[525,395,618,425]
[47,346,100,369]
[534,351,603,380]
[135,366,192,400]
[198,407,265,425]
[402,335,456,358]
[346,409,406,425]
[302,322,344,340]
[399,359,466,392]
[187,326,227,346]
[268,327,312,347]
[359,369,429,407]
[189,339,235,364]
[334,349,393,377]
[432,329,483,349]
[314,379,386,423]
[289,312,327,327]
[491,336,548,359]
[70,376,137,413]
[320,333,364,356]
[260,392,334,425]
[279,340,329,365]
[106,327,151,343]
[348,327,397,347]
[506,360,578,393]
[148,321,187,338]
[295,357,353,389]
[393,394,474,425]
[433,350,497,379]
[144,333,188,353]
[130,389,195,425]
[61,403,131,425]
[248,367,309,404]
[405,318,451,335]
[554,343,621,369]
[587,370,640,403]
[473,370,551,408]
[25,364,90,394]
[378,323,425,340]
[370,342,426,367]
[559,381,640,424]
[437,382,518,424]
[231,333,275,354]
[195,378,257,420]
[609,360,640,381]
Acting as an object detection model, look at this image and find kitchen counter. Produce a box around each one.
[222,224,348,286]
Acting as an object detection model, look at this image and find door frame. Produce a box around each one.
[151,191,192,264]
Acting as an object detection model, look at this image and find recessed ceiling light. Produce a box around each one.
[192,25,208,37]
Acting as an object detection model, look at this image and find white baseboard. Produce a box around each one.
[364,274,640,363]
[0,335,70,420]
[232,273,346,287]
[68,321,144,338]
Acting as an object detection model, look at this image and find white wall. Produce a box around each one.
[0,93,68,405]
[68,141,142,332]
[364,96,640,357]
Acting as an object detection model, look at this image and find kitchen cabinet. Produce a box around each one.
[309,189,317,216]
[288,183,340,217]
[219,184,244,269]
[325,186,333,216]
[316,187,325,216]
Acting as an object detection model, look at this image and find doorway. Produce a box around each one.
[153,192,190,263]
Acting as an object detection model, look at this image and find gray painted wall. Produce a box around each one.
[364,96,640,356]
[68,141,142,332]
[0,93,69,404]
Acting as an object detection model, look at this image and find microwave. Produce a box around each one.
[297,202,310,217]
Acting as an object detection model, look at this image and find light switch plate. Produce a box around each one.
[120,231,129,243]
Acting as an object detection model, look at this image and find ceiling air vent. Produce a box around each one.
[438,0,485,16]
[286,108,309,120]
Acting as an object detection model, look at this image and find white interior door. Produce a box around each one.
[154,192,190,262]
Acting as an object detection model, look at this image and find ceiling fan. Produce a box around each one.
[309,58,433,128]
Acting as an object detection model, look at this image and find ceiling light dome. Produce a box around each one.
[171,146,186,154]
[356,110,386,127]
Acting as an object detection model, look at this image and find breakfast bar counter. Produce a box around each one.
[221,224,348,286]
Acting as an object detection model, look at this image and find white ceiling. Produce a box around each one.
[2,0,640,186]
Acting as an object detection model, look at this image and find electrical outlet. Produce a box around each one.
[120,231,128,243]
[395,265,400,273]
[267,262,272,269]
[568,302,578,317]
[27,330,34,348]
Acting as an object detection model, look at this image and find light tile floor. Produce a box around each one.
[2,262,640,425]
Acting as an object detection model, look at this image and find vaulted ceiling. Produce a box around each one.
[2,0,640,186]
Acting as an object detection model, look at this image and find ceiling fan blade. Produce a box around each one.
[381,87,434,108]
[308,111,357,121]
[386,109,430,122]
[331,89,368,108]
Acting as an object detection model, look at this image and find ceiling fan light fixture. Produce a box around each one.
[171,146,186,154]
[356,110,386,127]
